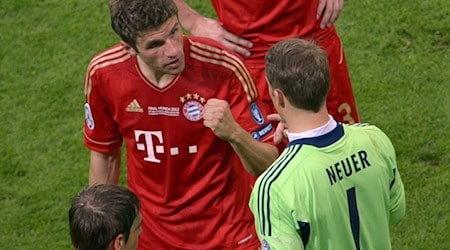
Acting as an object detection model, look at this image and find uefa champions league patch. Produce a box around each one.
[84,103,95,130]
[250,102,264,125]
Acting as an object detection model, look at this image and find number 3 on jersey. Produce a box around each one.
[338,103,355,124]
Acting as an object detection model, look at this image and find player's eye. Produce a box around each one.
[169,25,180,36]
[146,40,165,49]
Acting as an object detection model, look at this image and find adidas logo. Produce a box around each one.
[126,99,143,112]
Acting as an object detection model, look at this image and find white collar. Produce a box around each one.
[287,115,337,142]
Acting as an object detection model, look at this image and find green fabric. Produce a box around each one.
[250,124,405,250]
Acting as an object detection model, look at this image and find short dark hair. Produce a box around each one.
[69,184,140,250]
[265,38,330,112]
[108,0,178,49]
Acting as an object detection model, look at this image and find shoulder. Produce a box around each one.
[345,122,385,135]
[184,36,257,101]
[344,123,394,149]
[184,36,245,72]
[185,35,240,56]
[86,43,133,77]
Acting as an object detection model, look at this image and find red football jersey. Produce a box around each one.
[84,36,275,249]
[211,0,361,123]
[211,0,320,63]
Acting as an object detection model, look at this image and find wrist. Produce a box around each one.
[228,125,247,145]
[179,12,203,32]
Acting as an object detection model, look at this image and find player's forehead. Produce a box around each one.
[136,15,179,44]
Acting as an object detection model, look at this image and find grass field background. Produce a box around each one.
[0,0,448,249]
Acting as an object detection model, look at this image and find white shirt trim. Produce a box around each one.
[287,115,337,142]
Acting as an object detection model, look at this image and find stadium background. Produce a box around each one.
[0,0,448,248]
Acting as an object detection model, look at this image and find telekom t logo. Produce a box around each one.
[134,130,198,163]
[135,130,163,163]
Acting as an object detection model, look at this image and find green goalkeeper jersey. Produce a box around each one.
[250,123,405,250]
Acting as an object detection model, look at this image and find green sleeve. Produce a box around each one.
[389,166,406,225]
[258,191,304,249]
[381,130,406,225]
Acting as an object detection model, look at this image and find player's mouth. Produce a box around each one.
[165,58,181,69]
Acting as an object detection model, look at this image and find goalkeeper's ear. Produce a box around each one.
[112,233,125,250]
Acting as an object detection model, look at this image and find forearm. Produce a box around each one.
[89,149,121,185]
[173,0,204,32]
[229,127,279,176]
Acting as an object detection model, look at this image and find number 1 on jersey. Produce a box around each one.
[347,187,360,250]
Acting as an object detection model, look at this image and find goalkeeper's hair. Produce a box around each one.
[265,38,330,112]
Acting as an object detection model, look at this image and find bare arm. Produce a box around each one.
[203,99,278,176]
[317,0,344,29]
[89,149,121,185]
[172,0,203,32]
[228,127,279,176]
[173,0,253,57]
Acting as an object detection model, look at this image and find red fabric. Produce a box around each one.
[211,0,360,123]
[84,36,274,249]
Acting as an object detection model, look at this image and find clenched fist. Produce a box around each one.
[202,98,240,141]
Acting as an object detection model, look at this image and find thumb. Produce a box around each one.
[267,113,281,122]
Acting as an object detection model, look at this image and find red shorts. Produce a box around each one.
[320,34,360,123]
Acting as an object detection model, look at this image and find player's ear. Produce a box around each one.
[112,233,126,250]
[273,89,286,109]
[122,42,138,55]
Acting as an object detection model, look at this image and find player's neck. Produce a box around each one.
[284,106,330,134]
[137,56,176,89]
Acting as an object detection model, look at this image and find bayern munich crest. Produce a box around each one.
[180,93,206,122]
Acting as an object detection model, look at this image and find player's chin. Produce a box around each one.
[167,64,184,75]
[165,60,185,74]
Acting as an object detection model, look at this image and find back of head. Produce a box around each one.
[108,0,178,49]
[69,184,140,250]
[265,38,330,112]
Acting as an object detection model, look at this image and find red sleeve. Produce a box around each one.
[226,60,281,148]
[83,60,123,153]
